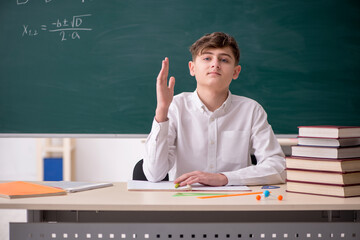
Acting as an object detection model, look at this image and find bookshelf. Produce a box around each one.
[36,138,76,181]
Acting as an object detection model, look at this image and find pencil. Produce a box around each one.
[197,191,264,199]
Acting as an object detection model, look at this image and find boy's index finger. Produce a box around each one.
[156,61,166,85]
[174,172,193,186]
[157,58,169,84]
[163,57,170,80]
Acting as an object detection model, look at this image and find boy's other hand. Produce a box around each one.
[174,171,228,187]
[155,57,175,122]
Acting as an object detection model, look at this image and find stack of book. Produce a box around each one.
[286,126,360,198]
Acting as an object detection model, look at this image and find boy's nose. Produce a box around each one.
[211,60,220,69]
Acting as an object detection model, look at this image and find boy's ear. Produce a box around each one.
[232,65,241,80]
[189,61,195,76]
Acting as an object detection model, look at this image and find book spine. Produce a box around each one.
[286,179,360,187]
[285,168,357,174]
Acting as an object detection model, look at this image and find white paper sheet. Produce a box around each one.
[127,180,250,191]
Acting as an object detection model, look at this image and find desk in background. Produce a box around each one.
[1,183,359,239]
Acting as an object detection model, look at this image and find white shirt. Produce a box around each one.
[143,91,286,185]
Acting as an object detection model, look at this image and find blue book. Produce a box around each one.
[44,158,63,181]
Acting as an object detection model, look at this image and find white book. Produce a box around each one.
[41,181,113,193]
[127,180,250,191]
[298,126,360,138]
[292,145,360,159]
[297,137,360,147]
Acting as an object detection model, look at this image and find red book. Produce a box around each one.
[298,126,360,138]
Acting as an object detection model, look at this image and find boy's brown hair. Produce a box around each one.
[189,32,240,65]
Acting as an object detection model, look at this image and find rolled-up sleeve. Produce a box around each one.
[143,118,176,182]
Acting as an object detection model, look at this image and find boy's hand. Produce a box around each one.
[155,57,175,122]
[174,171,228,187]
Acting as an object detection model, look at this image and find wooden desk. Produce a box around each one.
[1,182,359,240]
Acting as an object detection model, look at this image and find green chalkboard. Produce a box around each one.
[1,0,359,134]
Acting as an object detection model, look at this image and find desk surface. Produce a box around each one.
[0,182,359,211]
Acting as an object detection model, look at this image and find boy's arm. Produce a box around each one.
[143,58,176,182]
[143,118,176,182]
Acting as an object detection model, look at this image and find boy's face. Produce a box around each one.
[189,47,241,93]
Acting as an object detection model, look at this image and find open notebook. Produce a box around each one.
[127,180,250,191]
[41,181,113,193]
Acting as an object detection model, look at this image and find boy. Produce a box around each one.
[143,32,286,187]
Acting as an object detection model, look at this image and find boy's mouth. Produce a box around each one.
[208,71,221,76]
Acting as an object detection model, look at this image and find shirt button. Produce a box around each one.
[210,164,214,169]
[210,117,214,122]
[210,140,214,145]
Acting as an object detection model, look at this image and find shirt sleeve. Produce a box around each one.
[143,118,176,182]
[221,105,286,186]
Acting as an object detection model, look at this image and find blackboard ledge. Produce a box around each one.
[0,134,298,141]
[0,134,149,138]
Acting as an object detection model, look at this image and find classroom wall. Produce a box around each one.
[0,138,145,181]
[0,138,37,181]
[74,138,146,182]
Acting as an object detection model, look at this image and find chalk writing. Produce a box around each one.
[17,0,87,5]
[22,14,92,41]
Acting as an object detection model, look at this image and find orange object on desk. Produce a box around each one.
[0,181,66,199]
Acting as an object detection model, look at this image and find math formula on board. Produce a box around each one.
[17,0,89,5]
[21,14,92,41]
[17,0,93,41]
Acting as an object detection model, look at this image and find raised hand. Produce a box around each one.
[155,57,175,122]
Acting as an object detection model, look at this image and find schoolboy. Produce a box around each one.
[143,32,286,187]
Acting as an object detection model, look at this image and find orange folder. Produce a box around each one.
[0,181,66,199]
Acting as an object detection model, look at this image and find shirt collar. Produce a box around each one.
[191,90,232,115]
[222,91,232,113]
[192,90,205,111]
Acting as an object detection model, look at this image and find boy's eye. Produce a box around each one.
[221,58,229,63]
[203,57,211,61]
